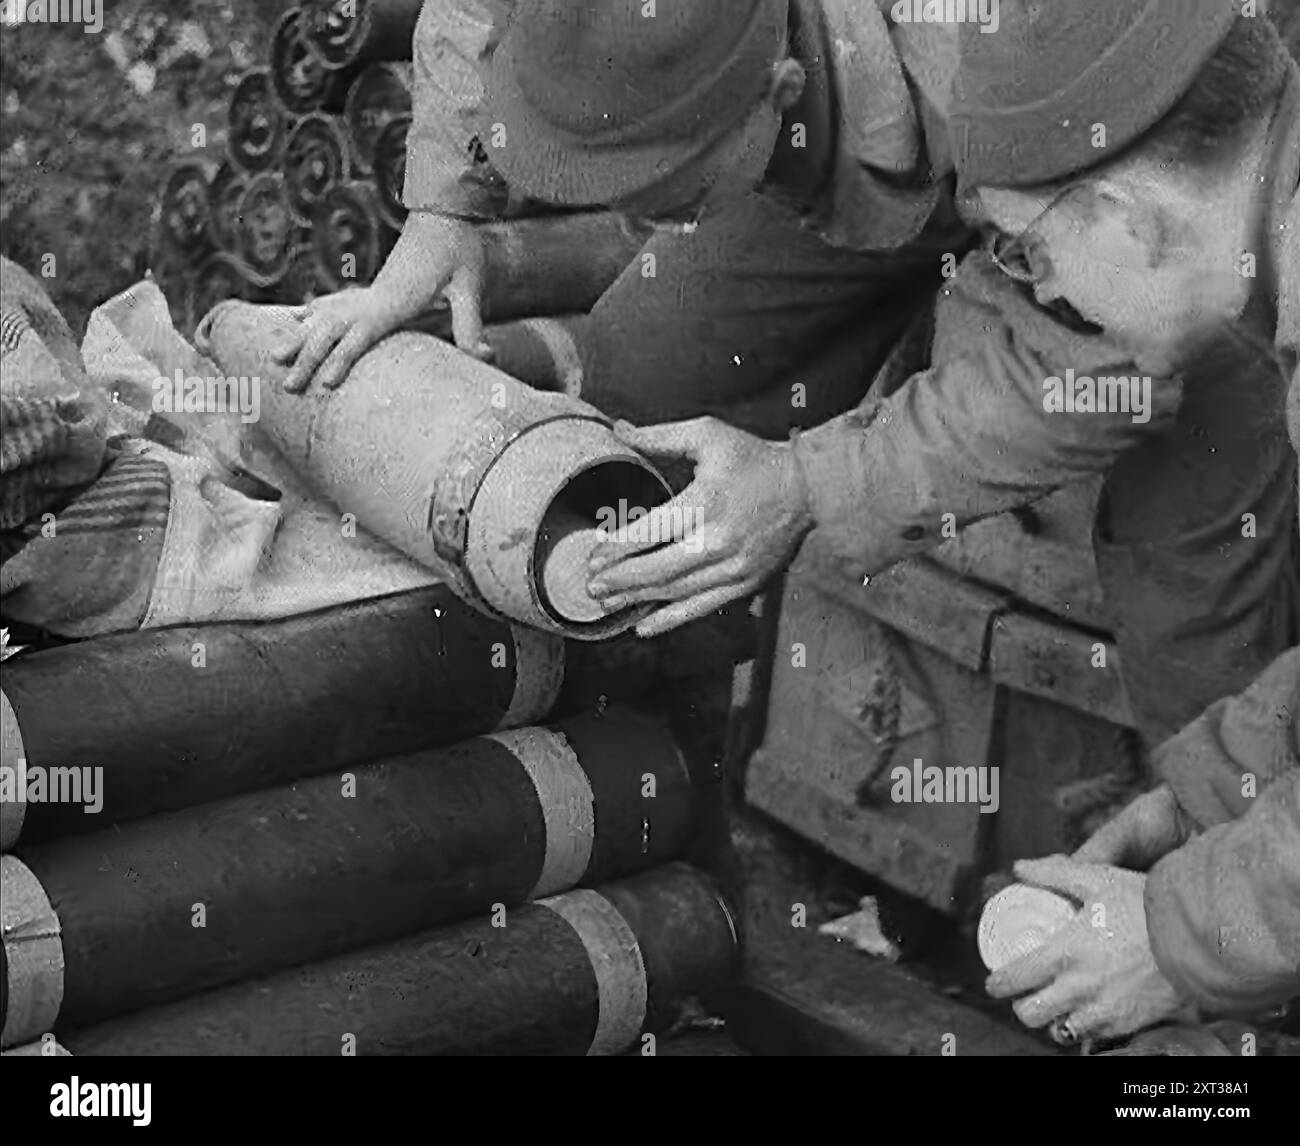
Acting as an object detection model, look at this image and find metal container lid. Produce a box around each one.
[978,884,1078,972]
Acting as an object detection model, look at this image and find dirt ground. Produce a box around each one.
[0,1,285,338]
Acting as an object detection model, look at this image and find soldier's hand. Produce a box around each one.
[276,287,403,393]
[587,418,815,637]
[276,214,489,393]
[1073,784,1195,870]
[987,856,1192,1043]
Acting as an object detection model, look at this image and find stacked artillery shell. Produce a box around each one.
[184,251,255,335]
[311,179,395,289]
[153,2,648,337]
[476,213,654,324]
[397,213,651,340]
[0,588,664,852]
[236,171,301,285]
[372,111,410,230]
[270,6,358,116]
[276,243,336,305]
[0,587,565,850]
[198,301,672,639]
[148,65,285,332]
[57,864,737,1056]
[481,315,590,395]
[207,160,248,253]
[149,159,217,330]
[343,62,412,175]
[157,160,216,257]
[302,0,425,68]
[283,113,351,226]
[0,582,713,1057]
[1,710,696,1038]
[228,67,288,176]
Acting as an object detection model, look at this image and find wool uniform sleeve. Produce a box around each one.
[1146,769,1300,1015]
[1140,648,1300,1014]
[1152,647,1300,830]
[790,251,1184,575]
[403,0,513,219]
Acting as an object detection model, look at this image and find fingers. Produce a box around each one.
[1065,1000,1119,1042]
[271,326,308,367]
[595,547,745,611]
[592,550,728,610]
[634,580,752,638]
[1072,819,1129,866]
[445,263,490,361]
[1011,972,1090,1030]
[1013,855,1106,902]
[1071,784,1175,867]
[282,316,347,393]
[612,417,718,461]
[589,491,711,577]
[1073,786,1183,868]
[273,300,338,365]
[319,328,376,391]
[986,936,1070,999]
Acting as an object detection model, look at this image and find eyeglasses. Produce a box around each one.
[989,181,1092,286]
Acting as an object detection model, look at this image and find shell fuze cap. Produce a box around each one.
[951,0,1242,191]
[482,0,790,205]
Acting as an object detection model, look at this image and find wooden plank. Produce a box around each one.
[746,756,976,915]
[793,543,1010,672]
[745,600,998,914]
[727,942,1056,1057]
[988,611,1137,728]
[929,480,1110,631]
[723,812,1055,1057]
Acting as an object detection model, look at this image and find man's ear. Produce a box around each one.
[770,57,806,112]
[1090,178,1168,269]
